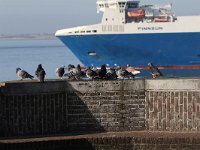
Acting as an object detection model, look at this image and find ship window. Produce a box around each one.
[80,31,85,33]
[86,30,91,33]
[102,25,106,31]
[106,18,108,21]
[92,30,97,33]
[75,31,79,33]
[108,25,112,31]
[88,51,96,56]
[105,4,109,8]
[99,4,104,8]
[119,2,125,8]
[127,3,138,8]
[119,25,124,32]
[113,25,118,32]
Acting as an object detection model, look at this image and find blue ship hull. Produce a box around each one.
[58,32,200,67]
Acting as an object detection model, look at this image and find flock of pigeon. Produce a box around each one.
[16,63,162,82]
[16,64,46,82]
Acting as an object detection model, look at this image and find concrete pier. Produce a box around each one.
[0,78,200,149]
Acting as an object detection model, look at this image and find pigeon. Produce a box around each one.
[85,67,98,79]
[115,66,129,79]
[96,64,107,79]
[67,64,75,71]
[106,67,117,80]
[126,65,141,78]
[67,64,82,80]
[35,64,46,82]
[77,64,86,77]
[148,62,162,78]
[64,64,75,79]
[56,65,65,79]
[16,68,34,80]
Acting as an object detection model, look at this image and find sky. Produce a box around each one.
[0,0,200,35]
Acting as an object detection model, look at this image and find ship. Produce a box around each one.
[55,0,200,68]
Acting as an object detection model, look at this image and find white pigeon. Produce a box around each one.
[126,65,141,76]
[16,68,34,80]
[56,65,65,79]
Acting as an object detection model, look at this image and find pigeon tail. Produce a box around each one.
[27,74,34,80]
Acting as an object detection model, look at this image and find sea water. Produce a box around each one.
[0,39,81,81]
[0,39,200,82]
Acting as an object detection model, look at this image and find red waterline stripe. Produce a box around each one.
[135,65,200,69]
[81,65,200,70]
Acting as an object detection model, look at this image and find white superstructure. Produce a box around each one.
[56,0,200,36]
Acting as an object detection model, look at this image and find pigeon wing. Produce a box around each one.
[20,70,34,79]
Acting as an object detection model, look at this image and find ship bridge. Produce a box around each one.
[56,0,177,37]
[96,0,139,13]
[97,0,140,24]
[97,0,176,24]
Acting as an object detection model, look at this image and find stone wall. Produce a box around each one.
[145,78,200,131]
[0,78,200,138]
[66,80,145,132]
[0,81,68,137]
[0,80,145,138]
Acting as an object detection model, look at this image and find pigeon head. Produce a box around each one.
[115,66,121,70]
[148,63,153,66]
[68,64,75,70]
[101,64,106,70]
[16,68,21,73]
[77,64,81,68]
[38,64,42,68]
[61,65,65,68]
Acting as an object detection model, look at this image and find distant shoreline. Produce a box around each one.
[0,33,56,41]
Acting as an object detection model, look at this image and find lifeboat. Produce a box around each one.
[127,9,145,18]
[154,17,168,22]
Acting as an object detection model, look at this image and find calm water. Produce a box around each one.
[0,39,81,81]
[0,39,200,82]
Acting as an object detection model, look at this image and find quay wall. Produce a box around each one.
[0,78,200,138]
[145,79,200,131]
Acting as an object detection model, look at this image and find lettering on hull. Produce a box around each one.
[138,27,163,31]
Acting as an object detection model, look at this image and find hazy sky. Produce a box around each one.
[0,0,200,34]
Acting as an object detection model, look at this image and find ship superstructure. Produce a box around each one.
[55,0,200,67]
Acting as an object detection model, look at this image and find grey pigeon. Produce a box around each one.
[56,65,65,79]
[148,62,162,78]
[86,67,98,79]
[16,68,34,80]
[67,64,75,71]
[67,64,82,80]
[77,64,85,77]
[115,66,129,79]
[96,64,107,79]
[35,64,46,82]
[106,67,117,80]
